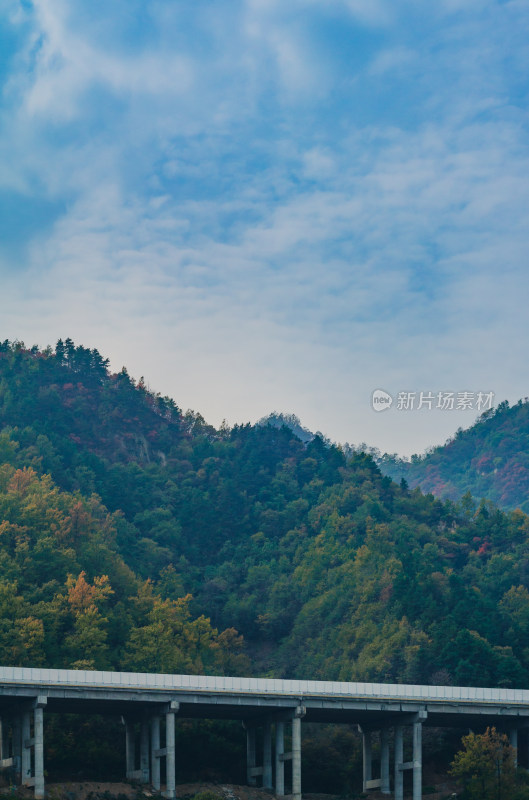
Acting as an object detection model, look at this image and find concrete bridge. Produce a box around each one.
[1,667,529,800]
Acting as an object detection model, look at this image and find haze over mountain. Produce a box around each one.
[260,405,529,515]
[375,400,529,514]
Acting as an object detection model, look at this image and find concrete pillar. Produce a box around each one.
[413,721,422,800]
[263,721,273,789]
[140,722,150,783]
[164,710,176,800]
[13,714,21,780]
[510,729,518,768]
[125,721,135,779]
[275,721,285,797]
[394,725,404,800]
[0,716,10,762]
[246,726,256,786]
[151,716,161,791]
[362,730,372,793]
[34,705,45,800]
[292,715,302,800]
[21,711,31,786]
[380,728,390,795]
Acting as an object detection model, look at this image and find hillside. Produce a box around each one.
[1,339,529,694]
[378,400,529,513]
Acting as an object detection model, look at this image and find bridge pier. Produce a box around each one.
[292,708,303,800]
[15,698,47,799]
[164,701,178,800]
[125,720,135,779]
[140,721,150,783]
[0,715,14,775]
[0,717,6,761]
[151,715,161,791]
[380,728,390,795]
[275,721,285,796]
[412,719,422,800]
[359,726,391,795]
[392,714,425,800]
[361,728,372,793]
[244,708,303,799]
[13,713,21,780]
[124,701,178,795]
[263,721,273,789]
[34,702,45,800]
[245,724,257,785]
[394,724,404,800]
[21,710,31,786]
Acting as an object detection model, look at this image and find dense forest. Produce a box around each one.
[1,339,529,686]
[378,400,529,513]
[3,339,529,789]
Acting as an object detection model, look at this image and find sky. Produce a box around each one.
[1,0,529,456]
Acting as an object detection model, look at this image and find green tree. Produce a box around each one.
[450,727,518,800]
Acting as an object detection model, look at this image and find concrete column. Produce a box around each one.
[0,716,10,762]
[275,721,285,796]
[125,721,135,779]
[510,729,518,768]
[13,714,21,780]
[394,725,404,800]
[21,711,31,786]
[164,710,176,800]
[151,716,161,791]
[140,722,150,783]
[292,715,302,800]
[246,726,256,786]
[34,705,45,800]
[0,717,5,760]
[263,721,273,789]
[380,728,390,795]
[362,730,372,793]
[413,721,422,800]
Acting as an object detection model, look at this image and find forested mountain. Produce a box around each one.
[2,339,529,694]
[378,400,529,513]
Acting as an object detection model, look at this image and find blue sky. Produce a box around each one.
[1,0,529,455]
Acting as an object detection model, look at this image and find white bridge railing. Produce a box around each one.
[1,665,528,705]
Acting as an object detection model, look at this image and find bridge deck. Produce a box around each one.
[2,664,529,706]
[2,665,529,728]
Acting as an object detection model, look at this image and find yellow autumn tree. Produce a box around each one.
[450,727,519,800]
[123,586,248,675]
[64,571,114,669]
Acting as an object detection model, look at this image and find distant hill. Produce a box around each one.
[257,412,315,443]
[377,400,529,512]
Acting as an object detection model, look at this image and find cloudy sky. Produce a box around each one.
[1,0,528,455]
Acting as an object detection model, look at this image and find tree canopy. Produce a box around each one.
[1,339,529,689]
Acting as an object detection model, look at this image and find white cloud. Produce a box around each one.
[1,0,529,455]
[368,46,415,76]
[19,0,193,120]
[340,0,393,25]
